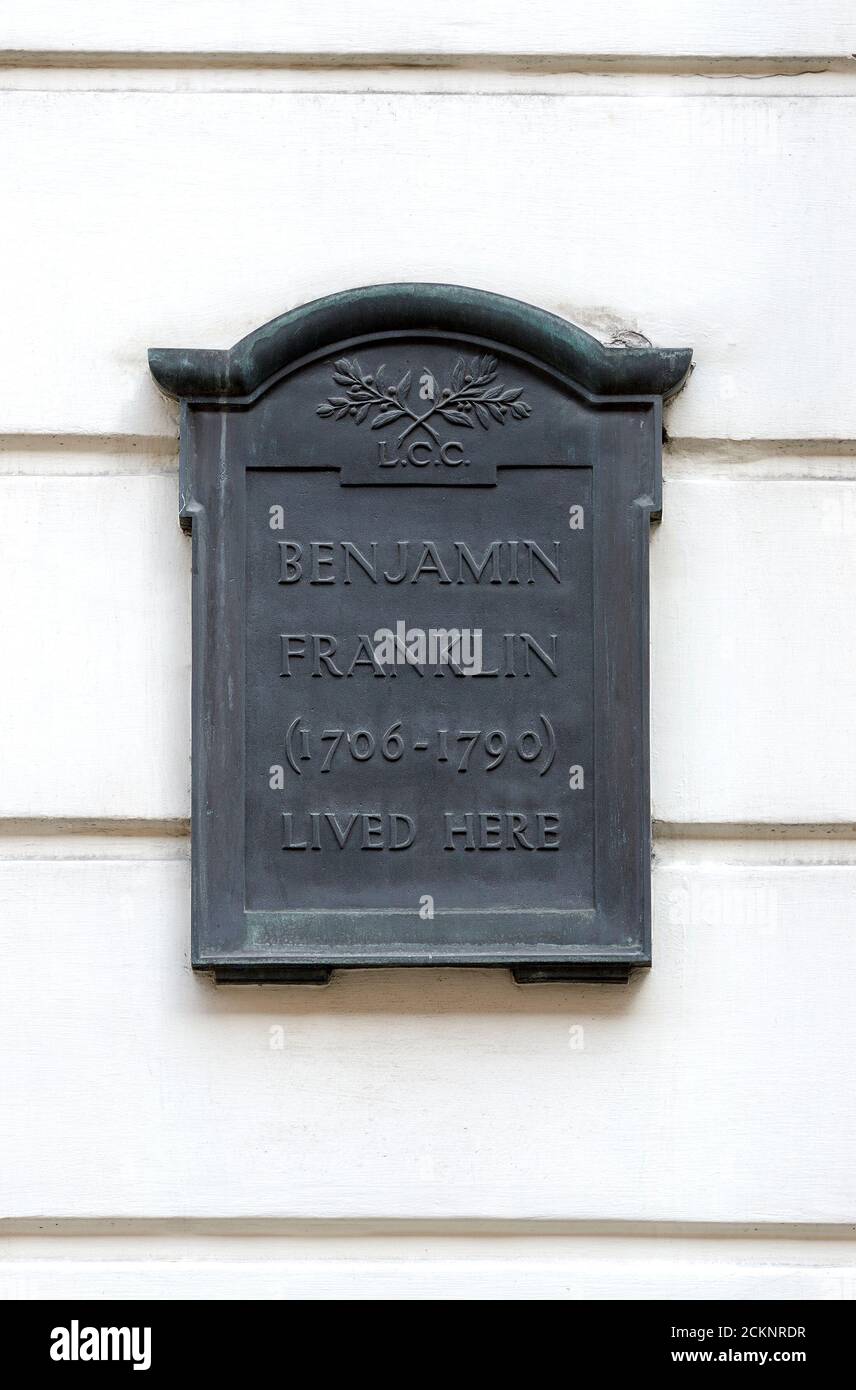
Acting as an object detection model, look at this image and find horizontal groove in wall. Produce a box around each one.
[667,438,856,459]
[0,434,178,476]
[3,1217,856,1239]
[0,54,854,77]
[0,434,176,453]
[654,822,856,840]
[0,820,189,860]
[0,818,189,837]
[665,440,856,482]
[653,830,856,868]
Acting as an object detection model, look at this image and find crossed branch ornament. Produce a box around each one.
[317,355,532,446]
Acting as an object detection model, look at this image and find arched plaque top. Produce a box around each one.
[149,283,692,404]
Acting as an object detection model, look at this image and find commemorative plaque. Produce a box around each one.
[150,285,691,982]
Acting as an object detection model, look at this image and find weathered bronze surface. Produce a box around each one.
[150,284,691,982]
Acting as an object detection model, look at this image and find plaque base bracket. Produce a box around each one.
[211,965,333,985]
[511,964,637,984]
[204,962,642,985]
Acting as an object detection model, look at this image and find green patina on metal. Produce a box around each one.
[149,282,691,404]
[150,284,692,984]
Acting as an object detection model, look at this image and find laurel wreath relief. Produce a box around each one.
[316,355,532,446]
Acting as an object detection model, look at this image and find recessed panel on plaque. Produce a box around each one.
[149,284,691,982]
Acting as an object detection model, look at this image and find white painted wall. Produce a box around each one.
[2,85,854,441]
[1,13,854,1299]
[4,3,855,59]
